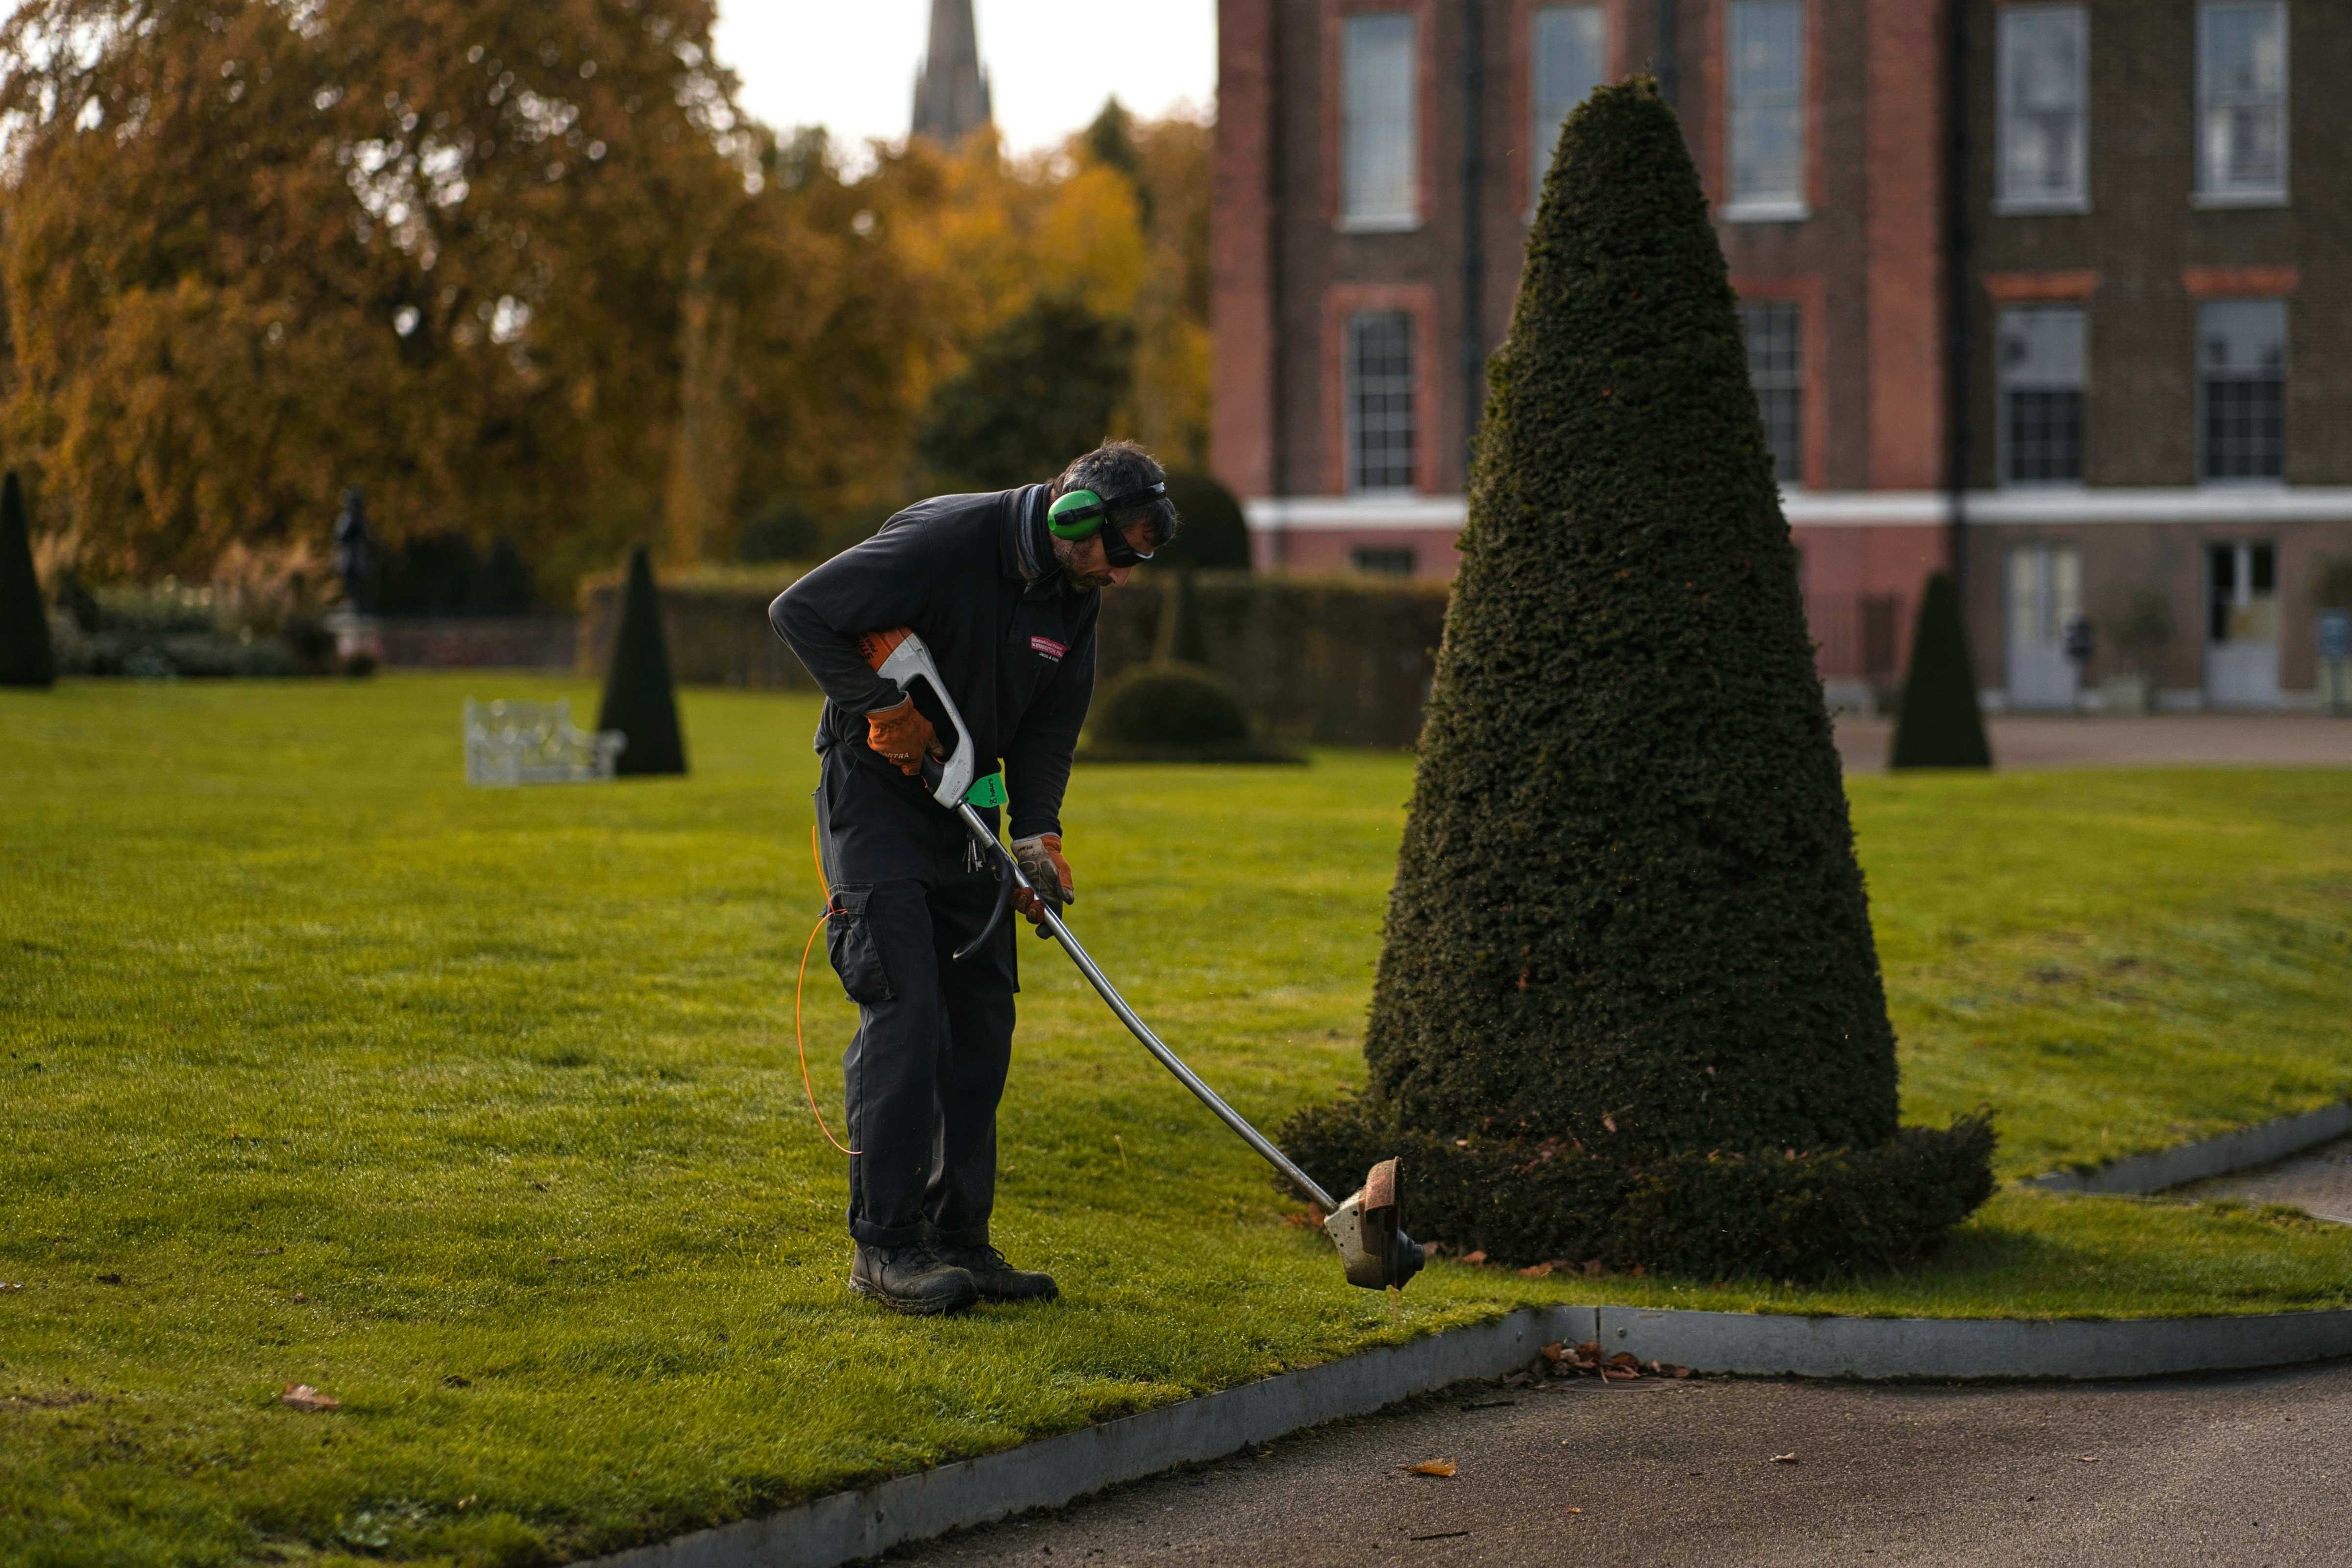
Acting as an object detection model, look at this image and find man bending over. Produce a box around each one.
[770,440,1179,1314]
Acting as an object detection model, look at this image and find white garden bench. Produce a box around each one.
[463,698,626,786]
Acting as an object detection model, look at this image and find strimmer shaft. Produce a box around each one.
[953,803,1338,1213]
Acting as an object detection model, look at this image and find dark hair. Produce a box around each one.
[1052,439,1181,546]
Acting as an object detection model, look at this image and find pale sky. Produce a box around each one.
[710,0,1219,162]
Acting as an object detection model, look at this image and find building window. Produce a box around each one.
[1726,1,1805,218]
[2198,299,2286,482]
[1999,306,2086,484]
[1740,301,1803,484]
[1530,5,1607,209]
[1346,309,1417,492]
[2198,2,2288,203]
[1997,5,2088,212]
[2209,541,2278,643]
[1351,547,1418,577]
[1341,12,1418,230]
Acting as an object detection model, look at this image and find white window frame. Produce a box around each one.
[1740,301,1805,487]
[1528,4,1608,216]
[1344,309,1418,495]
[2194,1,2289,208]
[1996,304,2088,489]
[1995,4,2090,215]
[1338,11,1421,233]
[1722,0,1810,222]
[2196,297,2288,487]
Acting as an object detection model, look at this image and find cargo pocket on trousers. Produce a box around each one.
[824,885,893,1004]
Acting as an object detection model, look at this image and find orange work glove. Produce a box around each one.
[865,695,937,776]
[1011,834,1073,926]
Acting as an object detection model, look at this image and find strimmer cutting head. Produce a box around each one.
[1323,1157,1427,1291]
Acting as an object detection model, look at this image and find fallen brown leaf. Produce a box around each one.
[1406,1459,1458,1477]
[1539,1341,1566,1364]
[1564,1507,1583,1515]
[2075,1455,2100,1463]
[1460,1250,1489,1266]
[1518,1259,1571,1278]
[1609,1352,1640,1370]
[280,1384,340,1412]
[1645,1360,1694,1378]
[1770,1452,1797,1464]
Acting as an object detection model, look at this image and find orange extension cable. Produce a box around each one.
[797,825,860,1155]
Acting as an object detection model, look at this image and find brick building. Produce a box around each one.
[1212,0,2352,710]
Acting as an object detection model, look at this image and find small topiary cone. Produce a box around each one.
[1888,571,1992,769]
[0,470,57,689]
[597,546,687,776]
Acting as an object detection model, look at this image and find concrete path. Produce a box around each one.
[894,1361,2352,1567]
[1834,712,2352,773]
[2180,1134,2352,1226]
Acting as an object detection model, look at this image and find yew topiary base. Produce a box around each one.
[1277,1096,1997,1283]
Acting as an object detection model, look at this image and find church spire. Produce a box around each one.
[910,0,993,147]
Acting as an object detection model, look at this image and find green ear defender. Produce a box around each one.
[1048,489,1108,539]
[1047,482,1169,569]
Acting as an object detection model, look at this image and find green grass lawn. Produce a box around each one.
[5,676,2351,1566]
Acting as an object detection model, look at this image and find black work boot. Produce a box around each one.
[848,1244,978,1315]
[930,1242,1060,1303]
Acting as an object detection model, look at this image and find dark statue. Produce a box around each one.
[333,487,377,613]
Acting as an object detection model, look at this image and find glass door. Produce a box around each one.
[2005,543,2083,709]
[2205,541,2280,708]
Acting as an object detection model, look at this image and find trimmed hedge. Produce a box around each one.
[583,565,1448,747]
[1277,1095,1997,1282]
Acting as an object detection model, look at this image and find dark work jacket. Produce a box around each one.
[769,485,1096,843]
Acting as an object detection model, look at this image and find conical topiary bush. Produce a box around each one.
[1278,78,1991,1281]
[0,471,57,689]
[1887,571,1992,768]
[597,546,686,776]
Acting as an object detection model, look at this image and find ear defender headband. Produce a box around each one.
[1048,482,1166,568]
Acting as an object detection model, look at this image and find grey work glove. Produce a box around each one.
[1011,833,1073,928]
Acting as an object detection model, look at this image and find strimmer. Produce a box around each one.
[846,627,1426,1294]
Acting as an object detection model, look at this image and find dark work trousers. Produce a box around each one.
[815,739,1018,1251]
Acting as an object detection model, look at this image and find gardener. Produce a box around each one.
[770,440,1179,1315]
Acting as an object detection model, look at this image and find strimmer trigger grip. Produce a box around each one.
[855,627,979,809]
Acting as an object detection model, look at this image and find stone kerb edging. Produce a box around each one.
[1600,1304,2352,1380]
[585,1299,2352,1568]
[588,1306,1569,1568]
[2025,1100,2352,1196]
